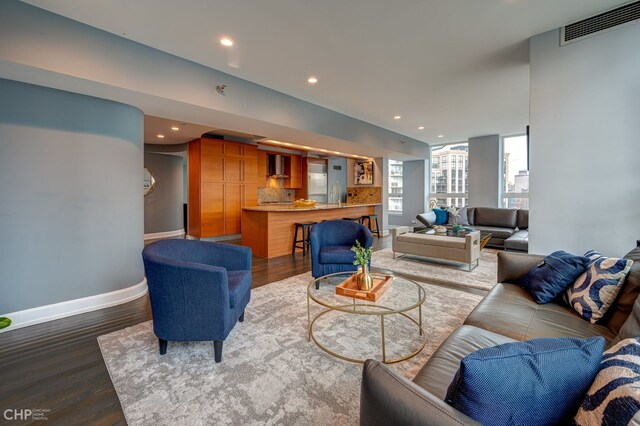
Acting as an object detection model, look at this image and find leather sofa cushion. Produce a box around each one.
[473,207,517,228]
[413,325,515,400]
[397,233,466,249]
[464,283,616,344]
[319,245,355,264]
[467,207,475,226]
[516,209,529,230]
[504,230,528,252]
[604,246,640,335]
[227,270,251,308]
[471,226,515,240]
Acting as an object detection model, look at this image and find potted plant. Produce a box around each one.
[352,240,374,290]
[0,317,11,330]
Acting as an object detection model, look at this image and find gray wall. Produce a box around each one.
[389,160,429,226]
[468,135,501,208]
[529,26,640,257]
[327,157,347,203]
[144,152,184,235]
[0,78,144,313]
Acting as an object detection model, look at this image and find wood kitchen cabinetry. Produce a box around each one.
[188,138,259,238]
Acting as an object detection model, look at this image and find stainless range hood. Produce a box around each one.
[267,154,288,178]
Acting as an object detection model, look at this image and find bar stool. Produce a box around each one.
[292,222,317,256]
[342,217,362,223]
[361,214,380,238]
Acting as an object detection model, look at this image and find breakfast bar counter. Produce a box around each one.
[241,203,379,258]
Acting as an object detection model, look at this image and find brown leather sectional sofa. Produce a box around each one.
[360,245,640,426]
[467,207,528,252]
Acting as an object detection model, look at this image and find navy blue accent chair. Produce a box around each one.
[310,220,373,281]
[142,239,251,363]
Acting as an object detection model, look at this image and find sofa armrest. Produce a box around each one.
[497,251,545,284]
[360,360,479,426]
[391,226,410,239]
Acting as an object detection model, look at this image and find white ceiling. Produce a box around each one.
[23,0,626,144]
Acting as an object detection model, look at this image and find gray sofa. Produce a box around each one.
[360,245,640,426]
[417,207,529,252]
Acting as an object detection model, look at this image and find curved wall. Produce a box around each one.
[0,78,144,315]
[144,152,184,235]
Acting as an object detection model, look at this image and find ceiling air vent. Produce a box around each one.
[561,1,640,45]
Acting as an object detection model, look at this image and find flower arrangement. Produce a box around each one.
[447,207,464,232]
[351,240,373,266]
[0,317,11,330]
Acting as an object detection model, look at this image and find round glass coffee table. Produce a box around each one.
[307,271,426,364]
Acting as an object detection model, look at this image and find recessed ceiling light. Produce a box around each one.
[438,134,444,138]
[394,115,402,120]
[220,37,234,47]
[307,76,318,84]
[418,126,425,130]
[157,134,165,139]
[171,126,179,131]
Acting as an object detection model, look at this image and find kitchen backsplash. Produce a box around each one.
[258,178,295,204]
[346,186,381,204]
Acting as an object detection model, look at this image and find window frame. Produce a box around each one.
[501,133,529,209]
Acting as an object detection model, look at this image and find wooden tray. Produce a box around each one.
[335,274,393,302]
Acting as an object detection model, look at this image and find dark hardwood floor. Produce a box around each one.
[0,235,482,425]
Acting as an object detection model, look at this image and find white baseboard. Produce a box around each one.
[144,228,185,240]
[0,279,148,333]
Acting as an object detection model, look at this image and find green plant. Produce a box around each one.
[351,240,373,266]
[0,317,11,330]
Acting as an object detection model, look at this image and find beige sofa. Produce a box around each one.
[391,226,480,271]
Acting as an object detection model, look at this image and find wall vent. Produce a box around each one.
[561,1,640,45]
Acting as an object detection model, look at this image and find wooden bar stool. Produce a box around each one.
[292,222,317,256]
[342,217,362,223]
[361,214,380,238]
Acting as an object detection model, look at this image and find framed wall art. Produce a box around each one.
[353,160,374,185]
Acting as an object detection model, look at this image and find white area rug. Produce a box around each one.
[371,248,499,291]
[98,272,482,425]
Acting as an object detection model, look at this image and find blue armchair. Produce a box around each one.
[141,239,251,363]
[310,220,374,281]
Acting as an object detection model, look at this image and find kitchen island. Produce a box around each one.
[241,203,380,258]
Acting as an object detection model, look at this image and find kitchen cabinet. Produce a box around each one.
[285,154,302,189]
[188,138,259,238]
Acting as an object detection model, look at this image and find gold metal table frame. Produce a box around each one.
[307,272,427,364]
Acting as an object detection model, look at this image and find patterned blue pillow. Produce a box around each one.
[575,337,640,425]
[445,336,605,426]
[564,250,634,323]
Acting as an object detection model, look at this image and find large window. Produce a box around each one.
[430,144,468,208]
[502,135,529,209]
[388,160,403,214]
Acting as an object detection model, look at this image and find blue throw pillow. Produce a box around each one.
[446,336,605,426]
[521,250,589,304]
[433,208,448,225]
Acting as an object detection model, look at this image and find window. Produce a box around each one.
[430,143,468,208]
[502,135,529,209]
[388,160,403,214]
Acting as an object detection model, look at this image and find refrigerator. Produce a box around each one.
[307,163,328,203]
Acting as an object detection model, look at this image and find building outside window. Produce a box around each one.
[388,160,403,214]
[503,135,529,209]
[430,144,468,208]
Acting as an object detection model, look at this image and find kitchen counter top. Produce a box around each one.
[243,203,380,212]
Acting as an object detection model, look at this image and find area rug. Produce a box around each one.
[371,248,499,291]
[98,272,482,425]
